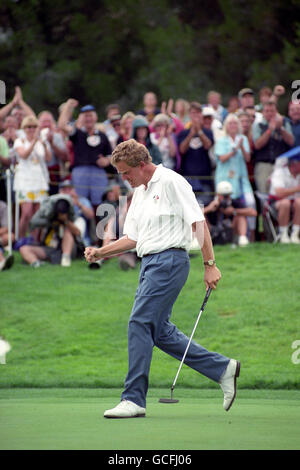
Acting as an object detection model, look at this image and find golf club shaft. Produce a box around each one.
[171,288,212,392]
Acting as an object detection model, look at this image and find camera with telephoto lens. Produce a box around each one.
[219,195,232,209]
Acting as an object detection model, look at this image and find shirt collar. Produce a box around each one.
[146,164,163,188]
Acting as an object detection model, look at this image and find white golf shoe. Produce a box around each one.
[104,400,146,419]
[219,359,241,411]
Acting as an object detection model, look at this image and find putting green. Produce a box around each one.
[0,389,299,450]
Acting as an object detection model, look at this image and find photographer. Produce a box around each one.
[204,181,257,246]
[19,194,81,267]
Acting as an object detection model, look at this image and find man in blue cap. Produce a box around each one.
[269,148,300,243]
[58,100,112,211]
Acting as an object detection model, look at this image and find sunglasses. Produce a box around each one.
[25,125,38,129]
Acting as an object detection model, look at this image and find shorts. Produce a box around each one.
[43,246,62,264]
[42,243,78,264]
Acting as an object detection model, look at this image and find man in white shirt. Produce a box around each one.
[269,153,300,243]
[85,139,240,418]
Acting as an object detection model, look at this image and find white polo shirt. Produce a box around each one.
[269,164,300,199]
[123,164,204,257]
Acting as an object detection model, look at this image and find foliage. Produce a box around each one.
[0,0,299,117]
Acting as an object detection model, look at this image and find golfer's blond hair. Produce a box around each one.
[111,139,152,167]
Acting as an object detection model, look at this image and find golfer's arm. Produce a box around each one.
[97,236,136,258]
[200,221,215,262]
[192,220,221,290]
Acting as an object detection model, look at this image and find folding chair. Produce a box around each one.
[255,191,281,243]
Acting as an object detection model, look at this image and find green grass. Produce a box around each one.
[0,388,299,450]
[0,243,300,389]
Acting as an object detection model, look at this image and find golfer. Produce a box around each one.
[85,139,240,418]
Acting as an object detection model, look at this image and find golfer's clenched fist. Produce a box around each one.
[84,246,101,263]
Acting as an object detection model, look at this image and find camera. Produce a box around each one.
[219,195,232,209]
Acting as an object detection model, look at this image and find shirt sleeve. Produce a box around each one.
[101,133,112,156]
[122,193,139,241]
[242,134,250,152]
[0,137,9,158]
[252,122,262,143]
[214,136,227,158]
[270,168,285,190]
[166,175,205,226]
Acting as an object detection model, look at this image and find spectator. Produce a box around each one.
[174,98,190,125]
[243,105,256,125]
[238,88,263,124]
[108,114,122,149]
[1,115,19,149]
[0,200,14,271]
[117,112,136,144]
[150,113,177,169]
[159,99,184,136]
[102,191,138,270]
[131,115,162,165]
[13,115,51,238]
[137,91,160,123]
[102,182,121,207]
[58,100,112,211]
[204,181,257,246]
[0,133,10,202]
[272,85,286,106]
[177,101,214,205]
[58,179,95,246]
[288,101,300,147]
[214,113,257,243]
[252,101,294,193]
[103,104,122,149]
[38,111,69,195]
[0,87,35,131]
[20,194,81,267]
[206,90,228,123]
[238,112,254,152]
[0,133,10,169]
[202,107,224,141]
[227,96,240,114]
[269,152,300,244]
[255,86,273,112]
[255,85,285,112]
[238,111,255,189]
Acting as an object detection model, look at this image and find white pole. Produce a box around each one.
[15,189,19,241]
[5,169,12,254]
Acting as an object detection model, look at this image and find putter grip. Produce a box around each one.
[201,287,212,311]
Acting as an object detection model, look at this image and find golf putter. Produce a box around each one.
[159,287,212,403]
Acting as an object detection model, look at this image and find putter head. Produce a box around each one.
[158,398,179,403]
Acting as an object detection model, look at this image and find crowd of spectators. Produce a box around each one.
[0,83,300,272]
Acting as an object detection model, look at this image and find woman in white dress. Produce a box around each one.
[14,115,51,238]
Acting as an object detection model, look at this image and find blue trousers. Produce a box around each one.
[121,248,230,408]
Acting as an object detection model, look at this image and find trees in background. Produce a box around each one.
[0,0,299,117]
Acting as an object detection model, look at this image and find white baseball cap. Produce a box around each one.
[216,181,233,195]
